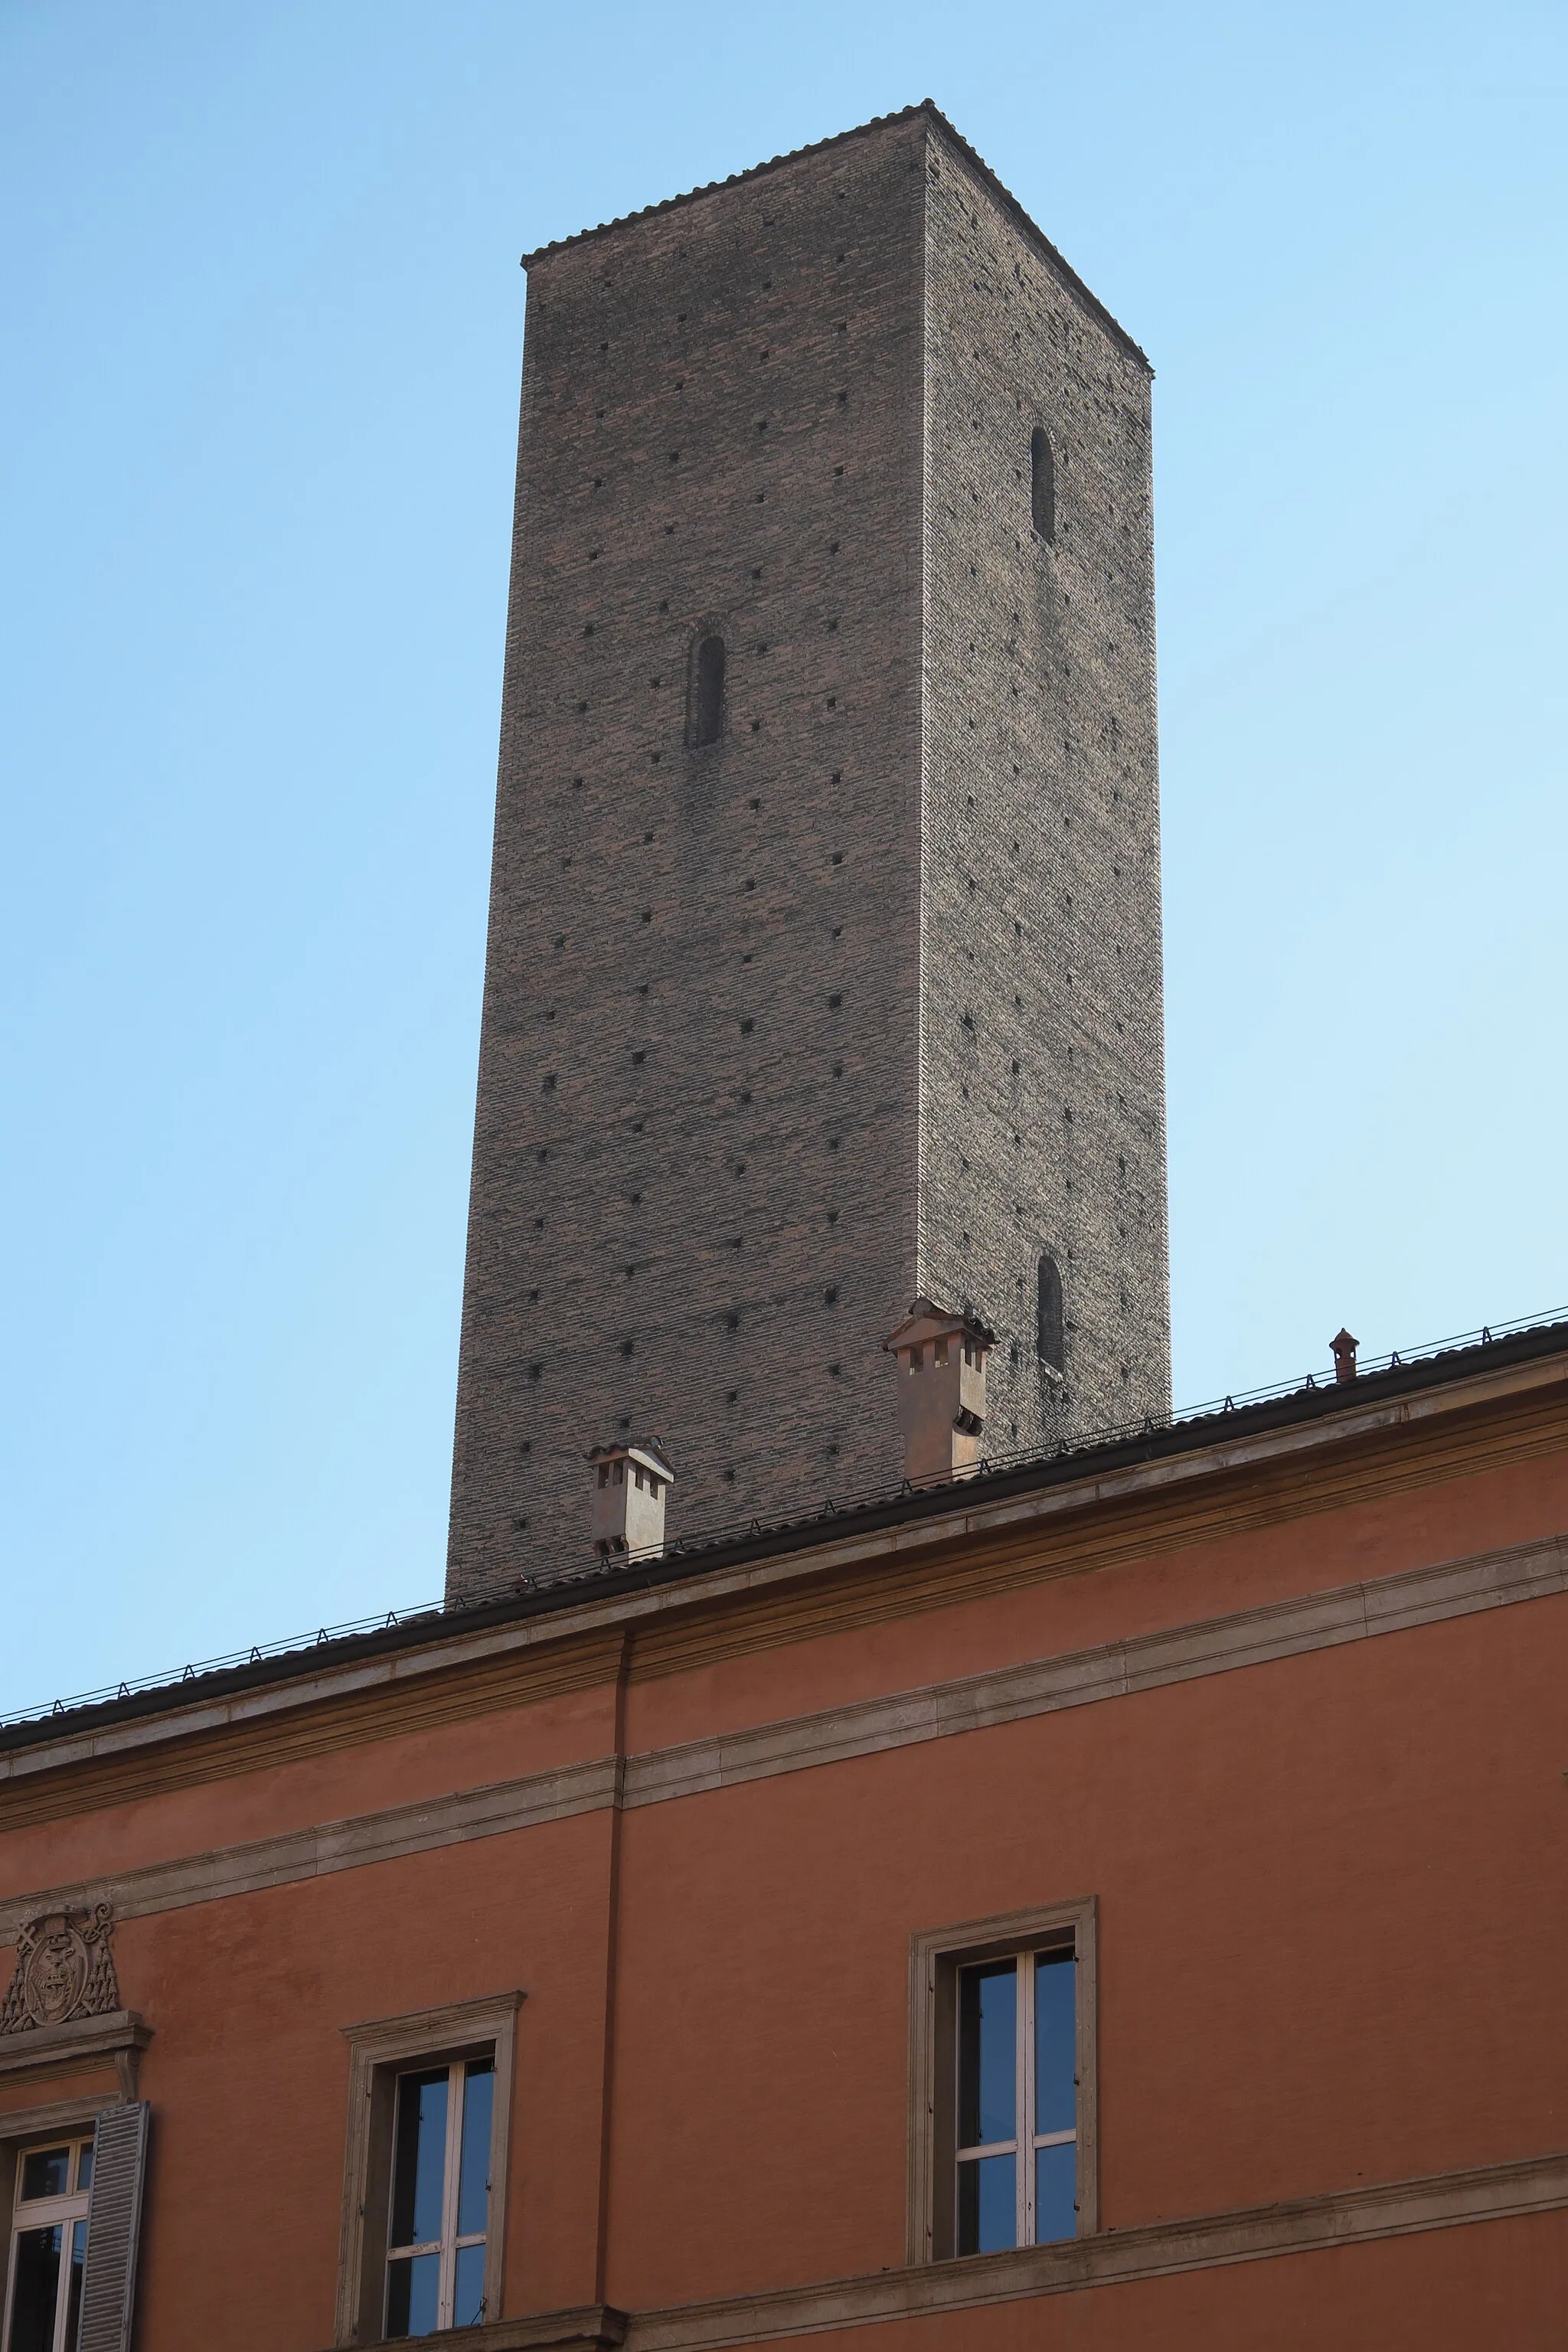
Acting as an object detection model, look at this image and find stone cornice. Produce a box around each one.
[0,1759,619,1940]
[5,1344,1565,1806]
[5,1531,1562,1942]
[0,2009,152,2101]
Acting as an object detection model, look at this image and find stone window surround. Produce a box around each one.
[335,1992,523,2350]
[906,1896,1097,2265]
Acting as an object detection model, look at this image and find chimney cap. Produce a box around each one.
[585,1436,675,1481]
[883,1298,997,1354]
[1330,1328,1360,1382]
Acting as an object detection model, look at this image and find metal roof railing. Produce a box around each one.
[1,1607,445,1733]
[5,1303,1565,1733]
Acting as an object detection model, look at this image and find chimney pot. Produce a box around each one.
[586,1436,675,1558]
[1331,1328,1360,1383]
[884,1298,997,1486]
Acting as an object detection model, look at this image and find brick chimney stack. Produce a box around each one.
[587,1439,675,1560]
[884,1301,996,1488]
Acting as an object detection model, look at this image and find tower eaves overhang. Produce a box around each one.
[517,100,1153,377]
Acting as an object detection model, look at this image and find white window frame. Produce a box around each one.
[906,1896,1097,2265]
[384,2058,491,2335]
[954,1946,1077,2249]
[2,2134,93,2352]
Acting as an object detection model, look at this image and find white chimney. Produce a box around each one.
[883,1298,995,1487]
[587,1438,675,1559]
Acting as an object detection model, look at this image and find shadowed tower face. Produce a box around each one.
[446,104,1170,1605]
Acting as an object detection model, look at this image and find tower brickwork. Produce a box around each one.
[446,106,1169,1604]
[916,129,1170,1455]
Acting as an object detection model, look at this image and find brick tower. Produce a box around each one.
[446,103,1169,1603]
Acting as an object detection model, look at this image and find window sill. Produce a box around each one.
[347,2305,626,2352]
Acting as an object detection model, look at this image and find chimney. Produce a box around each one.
[883,1298,996,1487]
[586,1438,675,1559]
[1331,1328,1359,1383]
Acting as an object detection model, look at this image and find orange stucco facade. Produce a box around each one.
[3,1338,1566,2347]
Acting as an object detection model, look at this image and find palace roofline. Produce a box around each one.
[5,1314,1567,1762]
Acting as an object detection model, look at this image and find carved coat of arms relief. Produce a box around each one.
[0,1903,119,2033]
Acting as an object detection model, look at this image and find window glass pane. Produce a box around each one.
[390,2069,449,2250]
[957,1961,1017,2149]
[74,2144,94,2194]
[6,2224,63,2352]
[19,2148,71,2201]
[1034,2139,1076,2243]
[454,2242,488,2327]
[457,2061,494,2238]
[1034,1949,1076,2136]
[385,2251,439,2340]
[64,2217,89,2349]
[956,2151,1015,2256]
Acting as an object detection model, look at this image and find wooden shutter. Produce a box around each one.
[78,2102,151,2352]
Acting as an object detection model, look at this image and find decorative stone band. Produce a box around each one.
[2,1529,1564,1945]
[330,2308,626,2352]
[0,1759,622,1945]
[11,1344,1566,1803]
[309,2149,1568,2352]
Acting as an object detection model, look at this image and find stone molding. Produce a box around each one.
[0,1759,619,1945]
[315,2149,1566,2352]
[0,2089,125,2145]
[621,1527,1568,1811]
[0,2010,151,2102]
[621,2148,1568,2349]
[7,1344,1564,1797]
[2,1531,1563,1943]
[328,2305,626,2352]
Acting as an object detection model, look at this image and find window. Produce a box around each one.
[385,2060,494,2337]
[956,1949,1075,2252]
[1037,1252,1064,1374]
[906,1899,1096,2265]
[335,1994,520,2349]
[0,2100,146,2352]
[689,632,725,745]
[3,2136,91,2352]
[1030,427,1055,544]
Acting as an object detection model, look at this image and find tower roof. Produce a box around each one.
[518,100,1151,374]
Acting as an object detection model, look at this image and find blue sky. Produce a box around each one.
[3,0,1565,1711]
